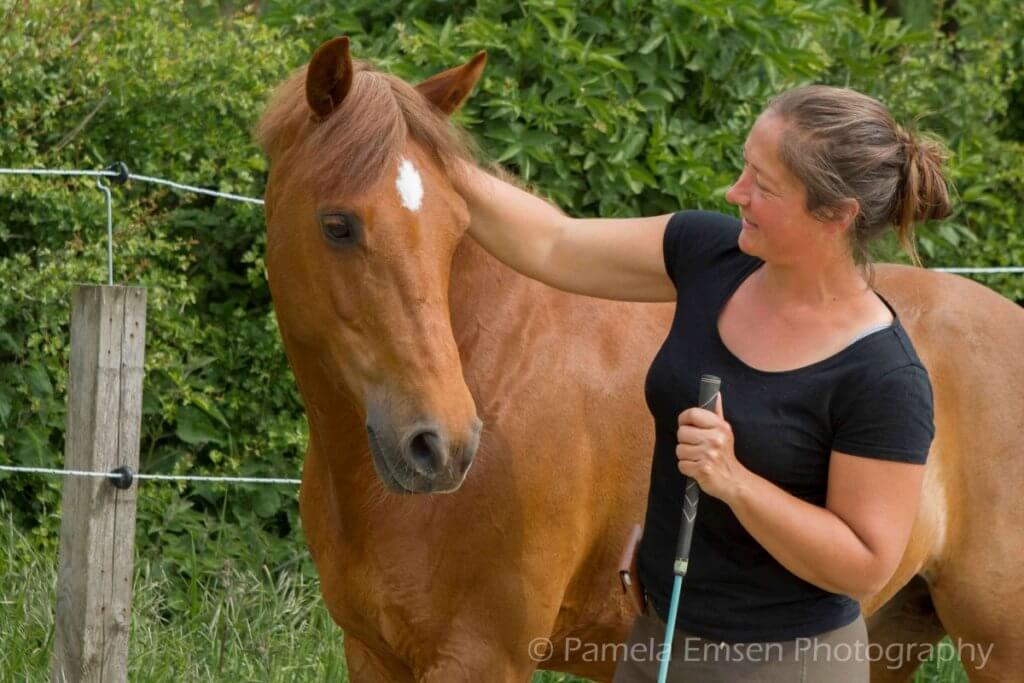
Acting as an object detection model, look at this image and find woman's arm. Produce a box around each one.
[726,451,926,601]
[458,165,677,302]
[679,397,929,602]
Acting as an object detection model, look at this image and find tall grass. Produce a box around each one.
[0,516,967,682]
[0,514,347,682]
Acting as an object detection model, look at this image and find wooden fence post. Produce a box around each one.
[51,285,146,683]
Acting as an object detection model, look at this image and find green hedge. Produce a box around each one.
[1,0,1022,585]
[0,0,309,579]
[265,0,1024,291]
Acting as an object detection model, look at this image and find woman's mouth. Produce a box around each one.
[742,217,758,230]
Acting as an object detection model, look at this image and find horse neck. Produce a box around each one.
[448,231,523,341]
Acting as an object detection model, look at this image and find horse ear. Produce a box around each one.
[415,51,487,116]
[306,36,354,119]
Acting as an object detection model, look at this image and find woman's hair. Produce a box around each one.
[764,85,952,275]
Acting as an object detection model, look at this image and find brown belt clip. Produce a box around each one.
[618,523,646,614]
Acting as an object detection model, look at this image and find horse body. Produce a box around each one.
[259,37,1024,682]
[866,267,1024,682]
[293,234,667,680]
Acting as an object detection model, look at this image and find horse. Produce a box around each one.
[255,36,1024,682]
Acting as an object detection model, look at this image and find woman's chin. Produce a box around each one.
[738,227,758,256]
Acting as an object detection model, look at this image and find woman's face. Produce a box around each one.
[726,113,828,265]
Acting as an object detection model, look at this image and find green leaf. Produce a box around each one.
[0,385,11,425]
[175,406,224,445]
[495,145,521,162]
[189,394,230,429]
[14,424,52,466]
[938,223,961,248]
[0,331,17,353]
[253,487,281,519]
[588,52,628,72]
[639,35,665,55]
[25,365,52,401]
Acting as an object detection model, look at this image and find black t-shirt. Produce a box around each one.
[639,210,935,643]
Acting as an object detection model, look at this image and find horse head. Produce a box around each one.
[257,37,487,494]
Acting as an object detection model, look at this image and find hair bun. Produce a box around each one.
[894,126,952,227]
[895,125,918,181]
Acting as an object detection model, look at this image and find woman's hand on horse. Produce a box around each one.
[676,393,750,504]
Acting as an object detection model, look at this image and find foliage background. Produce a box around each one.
[1,0,1020,679]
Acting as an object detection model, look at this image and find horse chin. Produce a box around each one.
[373,459,465,495]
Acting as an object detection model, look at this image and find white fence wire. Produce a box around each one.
[2,164,1022,486]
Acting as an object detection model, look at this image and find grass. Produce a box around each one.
[0,517,347,682]
[0,518,968,682]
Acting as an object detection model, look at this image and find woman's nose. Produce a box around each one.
[726,180,746,206]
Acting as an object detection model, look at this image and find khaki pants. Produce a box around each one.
[611,601,870,683]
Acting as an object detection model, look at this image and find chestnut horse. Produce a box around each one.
[256,37,1024,682]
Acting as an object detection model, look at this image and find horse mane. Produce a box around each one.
[255,59,477,198]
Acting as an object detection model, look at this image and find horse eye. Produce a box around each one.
[319,212,359,245]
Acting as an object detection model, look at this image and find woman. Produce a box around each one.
[458,85,949,681]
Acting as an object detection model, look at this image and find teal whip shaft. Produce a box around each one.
[657,374,721,683]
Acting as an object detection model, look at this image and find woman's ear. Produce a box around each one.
[839,198,861,229]
[819,198,860,235]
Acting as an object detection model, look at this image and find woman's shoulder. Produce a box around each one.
[665,210,741,245]
[828,324,934,424]
[833,320,929,381]
[664,210,752,291]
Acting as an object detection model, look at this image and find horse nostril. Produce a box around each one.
[408,429,444,477]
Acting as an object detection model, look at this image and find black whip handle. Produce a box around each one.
[673,374,721,577]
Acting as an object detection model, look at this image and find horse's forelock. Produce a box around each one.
[256,59,475,202]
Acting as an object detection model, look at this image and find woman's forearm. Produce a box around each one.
[726,469,882,601]
[457,165,568,281]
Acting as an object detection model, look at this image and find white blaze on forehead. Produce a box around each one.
[396,158,424,212]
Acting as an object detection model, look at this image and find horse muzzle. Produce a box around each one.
[365,414,481,494]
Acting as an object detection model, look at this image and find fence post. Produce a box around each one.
[51,285,147,683]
